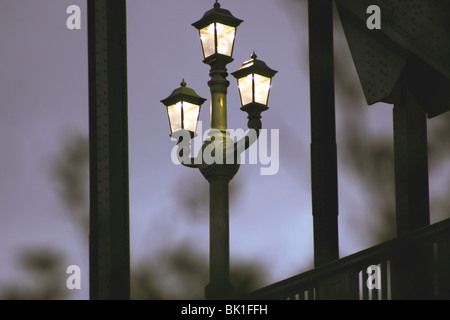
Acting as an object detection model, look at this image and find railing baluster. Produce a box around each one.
[371,263,381,300]
[387,259,392,300]
[437,233,450,298]
[433,241,439,297]
[362,267,369,300]
[358,270,362,300]
[381,260,389,300]
[348,268,360,300]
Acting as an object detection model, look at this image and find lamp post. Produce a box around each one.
[161,1,276,300]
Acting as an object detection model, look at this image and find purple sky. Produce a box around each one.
[3,0,445,300]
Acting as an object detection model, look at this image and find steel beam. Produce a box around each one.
[309,0,340,267]
[88,0,130,300]
[393,80,430,236]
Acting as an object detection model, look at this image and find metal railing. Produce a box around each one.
[244,218,450,300]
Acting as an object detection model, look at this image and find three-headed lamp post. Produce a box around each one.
[160,1,277,299]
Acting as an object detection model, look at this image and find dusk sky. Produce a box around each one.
[1,0,447,300]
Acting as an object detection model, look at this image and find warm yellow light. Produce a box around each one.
[167,102,182,133]
[239,61,254,69]
[236,74,272,107]
[167,101,200,134]
[199,23,235,58]
[200,23,216,58]
[216,23,235,56]
[254,75,271,105]
[182,102,200,132]
[238,74,253,106]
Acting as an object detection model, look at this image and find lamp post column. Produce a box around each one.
[202,165,238,299]
[201,60,239,300]
[208,60,230,132]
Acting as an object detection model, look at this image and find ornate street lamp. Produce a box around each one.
[232,51,278,130]
[160,1,276,300]
[192,0,243,65]
[161,79,206,138]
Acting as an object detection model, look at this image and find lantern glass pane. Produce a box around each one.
[182,102,200,133]
[216,23,235,56]
[167,102,182,133]
[200,23,216,58]
[238,74,254,106]
[254,74,271,105]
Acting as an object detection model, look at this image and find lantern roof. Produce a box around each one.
[161,79,206,107]
[192,1,243,30]
[232,52,278,79]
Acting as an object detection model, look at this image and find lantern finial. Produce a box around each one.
[181,79,186,87]
[214,1,220,9]
[251,51,257,60]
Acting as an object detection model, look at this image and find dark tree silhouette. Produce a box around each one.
[131,245,266,299]
[0,248,67,300]
[51,133,90,236]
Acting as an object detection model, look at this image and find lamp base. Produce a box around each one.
[203,53,233,68]
[241,102,268,132]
